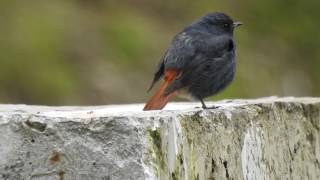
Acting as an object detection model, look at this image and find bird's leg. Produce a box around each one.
[200,99,219,109]
[200,99,208,109]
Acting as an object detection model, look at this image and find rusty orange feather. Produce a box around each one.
[143,69,179,110]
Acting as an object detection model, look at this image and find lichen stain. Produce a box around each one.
[148,128,166,170]
[180,111,203,146]
[171,172,178,180]
[58,170,65,180]
[223,160,230,179]
[49,150,60,165]
[211,158,216,174]
[25,120,47,132]
[172,152,183,180]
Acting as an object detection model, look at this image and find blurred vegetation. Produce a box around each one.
[0,0,319,105]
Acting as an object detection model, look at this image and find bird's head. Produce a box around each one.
[198,12,242,35]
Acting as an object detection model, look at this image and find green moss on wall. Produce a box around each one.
[147,128,167,179]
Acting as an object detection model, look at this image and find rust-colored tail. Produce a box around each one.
[143,69,179,111]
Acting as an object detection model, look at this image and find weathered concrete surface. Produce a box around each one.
[0,97,319,180]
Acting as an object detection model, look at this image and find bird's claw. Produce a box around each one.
[202,105,220,109]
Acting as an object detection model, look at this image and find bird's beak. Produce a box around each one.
[233,21,243,28]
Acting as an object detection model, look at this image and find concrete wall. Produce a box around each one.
[0,97,319,180]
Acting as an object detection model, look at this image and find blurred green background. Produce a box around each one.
[0,0,319,105]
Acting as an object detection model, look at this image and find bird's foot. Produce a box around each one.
[198,99,220,110]
[202,105,220,109]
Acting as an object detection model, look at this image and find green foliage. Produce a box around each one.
[0,0,319,104]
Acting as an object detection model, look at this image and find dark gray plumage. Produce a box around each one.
[145,12,242,109]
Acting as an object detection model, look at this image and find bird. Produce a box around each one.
[143,12,242,111]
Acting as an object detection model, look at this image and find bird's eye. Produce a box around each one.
[224,23,230,28]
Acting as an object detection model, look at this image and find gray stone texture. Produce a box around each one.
[0,97,319,180]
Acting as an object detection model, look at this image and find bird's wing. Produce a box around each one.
[147,31,201,91]
[164,33,235,95]
[146,33,192,91]
[163,31,201,69]
[147,30,234,92]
